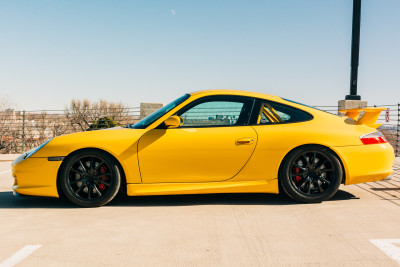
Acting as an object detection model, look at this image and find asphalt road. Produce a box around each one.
[0,159,400,266]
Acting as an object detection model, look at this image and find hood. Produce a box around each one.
[32,128,149,158]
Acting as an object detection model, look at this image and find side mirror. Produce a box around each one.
[164,115,184,128]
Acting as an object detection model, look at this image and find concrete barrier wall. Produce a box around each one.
[140,103,164,119]
[0,154,19,161]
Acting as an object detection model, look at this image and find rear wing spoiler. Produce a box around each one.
[339,107,386,129]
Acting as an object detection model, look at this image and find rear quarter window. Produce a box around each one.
[257,101,313,124]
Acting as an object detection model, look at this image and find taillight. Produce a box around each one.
[360,131,387,145]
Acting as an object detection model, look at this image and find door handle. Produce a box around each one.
[235,138,254,145]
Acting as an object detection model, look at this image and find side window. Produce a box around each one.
[258,102,312,124]
[178,100,245,127]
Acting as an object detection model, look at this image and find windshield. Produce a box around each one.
[129,94,190,129]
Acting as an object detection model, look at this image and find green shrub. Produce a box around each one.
[88,117,121,130]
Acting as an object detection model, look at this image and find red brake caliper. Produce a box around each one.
[293,167,301,182]
[98,166,107,190]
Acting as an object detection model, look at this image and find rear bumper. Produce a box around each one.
[331,143,395,185]
[12,157,61,197]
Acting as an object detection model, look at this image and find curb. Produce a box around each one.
[0,154,19,162]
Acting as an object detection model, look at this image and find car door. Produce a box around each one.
[138,96,258,183]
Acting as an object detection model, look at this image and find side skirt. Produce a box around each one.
[127,179,279,196]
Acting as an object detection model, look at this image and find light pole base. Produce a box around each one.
[345,95,361,100]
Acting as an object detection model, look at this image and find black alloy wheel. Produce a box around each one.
[60,150,121,207]
[279,146,342,203]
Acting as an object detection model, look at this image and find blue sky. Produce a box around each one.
[0,0,399,110]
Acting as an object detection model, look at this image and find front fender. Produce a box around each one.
[32,128,149,184]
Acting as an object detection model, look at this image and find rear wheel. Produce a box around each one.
[279,146,342,203]
[60,150,121,207]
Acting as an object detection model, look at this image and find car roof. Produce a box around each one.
[189,89,283,102]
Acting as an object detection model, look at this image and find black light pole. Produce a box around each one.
[346,0,362,100]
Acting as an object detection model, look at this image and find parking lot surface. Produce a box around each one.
[0,158,399,266]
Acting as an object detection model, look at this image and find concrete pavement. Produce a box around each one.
[0,157,399,266]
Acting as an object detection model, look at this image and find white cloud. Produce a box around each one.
[170,9,176,16]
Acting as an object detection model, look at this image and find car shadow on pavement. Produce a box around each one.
[0,191,76,209]
[109,189,359,207]
[0,189,358,209]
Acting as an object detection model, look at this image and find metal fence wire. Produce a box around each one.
[0,108,140,154]
[0,103,399,156]
[315,103,400,157]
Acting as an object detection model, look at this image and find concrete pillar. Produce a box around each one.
[140,103,163,119]
[338,100,368,112]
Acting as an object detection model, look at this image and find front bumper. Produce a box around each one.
[331,143,395,185]
[12,156,62,197]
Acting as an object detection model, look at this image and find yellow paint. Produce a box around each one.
[138,127,257,183]
[331,143,394,185]
[127,179,279,196]
[232,111,375,182]
[32,128,148,184]
[12,90,395,199]
[164,115,181,128]
[12,158,61,197]
[339,107,386,129]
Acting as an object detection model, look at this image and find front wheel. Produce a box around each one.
[279,146,343,203]
[60,150,121,207]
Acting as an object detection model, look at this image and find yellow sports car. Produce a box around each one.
[12,90,395,207]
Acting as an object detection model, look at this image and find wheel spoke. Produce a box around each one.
[317,176,331,185]
[98,180,110,187]
[75,183,85,194]
[93,185,102,196]
[79,160,87,171]
[293,163,306,171]
[311,152,317,168]
[299,177,309,188]
[87,184,92,199]
[321,169,334,172]
[70,179,79,185]
[306,180,311,194]
[315,159,327,172]
[70,168,84,175]
[90,157,94,171]
[94,160,104,171]
[94,173,112,178]
[317,181,323,192]
[300,155,309,167]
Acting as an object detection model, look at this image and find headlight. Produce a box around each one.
[13,139,52,166]
[24,139,52,159]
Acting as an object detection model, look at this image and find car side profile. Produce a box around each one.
[12,90,395,207]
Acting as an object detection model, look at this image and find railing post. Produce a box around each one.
[22,110,25,152]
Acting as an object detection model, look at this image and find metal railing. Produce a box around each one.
[314,103,400,156]
[372,104,400,157]
[0,108,140,154]
[1,103,399,156]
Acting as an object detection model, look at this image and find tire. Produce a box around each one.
[60,150,121,207]
[279,146,342,203]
